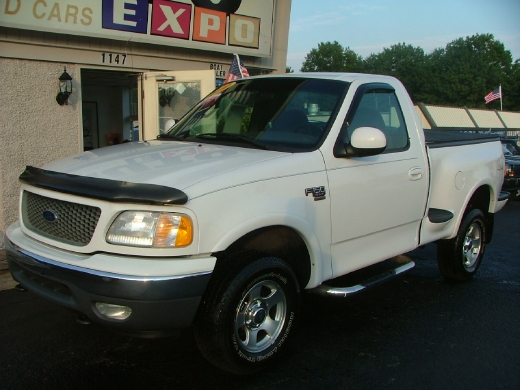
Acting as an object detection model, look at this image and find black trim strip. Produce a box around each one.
[428,208,454,223]
[425,129,499,149]
[19,166,188,205]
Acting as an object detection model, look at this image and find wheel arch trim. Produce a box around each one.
[210,213,329,288]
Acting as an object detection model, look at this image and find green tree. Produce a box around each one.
[343,47,365,73]
[363,43,429,103]
[300,41,363,72]
[504,59,520,111]
[299,35,519,109]
[429,34,513,108]
[286,66,294,73]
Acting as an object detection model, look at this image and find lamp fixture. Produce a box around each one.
[56,67,73,105]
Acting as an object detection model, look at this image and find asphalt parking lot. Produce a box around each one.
[1,201,519,390]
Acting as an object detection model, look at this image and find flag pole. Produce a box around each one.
[500,85,502,111]
[235,53,244,78]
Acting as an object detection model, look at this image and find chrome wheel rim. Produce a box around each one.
[462,222,482,271]
[235,280,287,353]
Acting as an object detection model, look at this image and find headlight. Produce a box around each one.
[106,211,193,247]
[504,163,514,178]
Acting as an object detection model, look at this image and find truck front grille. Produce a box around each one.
[22,191,101,246]
[511,164,520,177]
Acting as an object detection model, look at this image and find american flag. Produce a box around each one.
[485,86,501,104]
[225,54,250,83]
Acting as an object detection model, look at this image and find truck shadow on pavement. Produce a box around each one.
[1,202,519,390]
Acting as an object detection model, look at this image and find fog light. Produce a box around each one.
[95,302,132,320]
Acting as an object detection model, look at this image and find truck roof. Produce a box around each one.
[247,72,400,84]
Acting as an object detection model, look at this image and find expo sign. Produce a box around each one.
[1,0,271,55]
[102,0,260,49]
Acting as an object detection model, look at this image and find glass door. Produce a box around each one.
[139,70,216,141]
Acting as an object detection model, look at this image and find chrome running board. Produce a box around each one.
[310,256,415,297]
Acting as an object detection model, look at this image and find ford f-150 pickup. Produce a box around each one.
[6,73,508,374]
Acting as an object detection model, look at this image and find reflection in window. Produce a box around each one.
[168,78,349,152]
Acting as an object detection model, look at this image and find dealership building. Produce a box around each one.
[0,0,292,248]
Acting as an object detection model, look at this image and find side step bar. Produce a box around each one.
[310,256,415,297]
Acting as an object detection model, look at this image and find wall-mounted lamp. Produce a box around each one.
[155,75,176,82]
[56,67,73,105]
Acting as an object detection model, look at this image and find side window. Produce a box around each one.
[348,89,409,152]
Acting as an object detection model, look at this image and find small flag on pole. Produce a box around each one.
[225,54,250,83]
[484,86,501,104]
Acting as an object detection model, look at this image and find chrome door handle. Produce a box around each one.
[408,167,423,181]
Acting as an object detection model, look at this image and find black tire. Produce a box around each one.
[194,252,300,375]
[437,209,486,281]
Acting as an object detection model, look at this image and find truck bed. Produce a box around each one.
[424,129,498,148]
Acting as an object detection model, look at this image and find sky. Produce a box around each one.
[286,0,520,71]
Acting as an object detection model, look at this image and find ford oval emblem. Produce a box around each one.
[42,210,58,223]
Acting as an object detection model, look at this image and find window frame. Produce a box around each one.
[342,83,410,154]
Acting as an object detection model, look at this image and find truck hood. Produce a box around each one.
[505,155,520,163]
[41,141,291,196]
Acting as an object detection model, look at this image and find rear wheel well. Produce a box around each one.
[464,185,494,243]
[215,226,312,288]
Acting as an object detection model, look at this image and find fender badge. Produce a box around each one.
[42,210,58,223]
[305,186,326,201]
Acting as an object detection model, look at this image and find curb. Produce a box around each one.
[0,270,17,291]
[0,249,7,271]
[0,250,17,291]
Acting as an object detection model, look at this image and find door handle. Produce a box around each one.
[408,167,423,181]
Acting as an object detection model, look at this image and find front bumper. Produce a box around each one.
[5,232,213,334]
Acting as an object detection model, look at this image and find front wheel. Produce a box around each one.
[194,253,300,375]
[437,209,487,281]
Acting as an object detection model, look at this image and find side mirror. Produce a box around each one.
[334,126,387,158]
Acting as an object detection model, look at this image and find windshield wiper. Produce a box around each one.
[157,132,189,141]
[194,133,270,150]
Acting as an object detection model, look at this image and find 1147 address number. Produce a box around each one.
[101,53,127,65]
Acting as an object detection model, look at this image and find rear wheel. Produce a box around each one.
[437,209,486,281]
[194,253,300,375]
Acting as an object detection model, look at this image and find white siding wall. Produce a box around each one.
[468,109,505,128]
[0,58,81,242]
[499,111,520,128]
[426,105,475,128]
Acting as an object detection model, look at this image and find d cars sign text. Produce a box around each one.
[0,0,274,56]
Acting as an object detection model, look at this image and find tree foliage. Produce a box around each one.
[298,35,519,110]
[301,41,364,73]
[507,60,520,111]
[364,43,428,103]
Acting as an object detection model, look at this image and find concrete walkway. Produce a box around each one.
[0,250,17,291]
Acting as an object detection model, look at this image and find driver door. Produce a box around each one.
[324,83,428,277]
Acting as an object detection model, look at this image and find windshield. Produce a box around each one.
[164,78,349,152]
[503,145,512,156]
[502,141,520,156]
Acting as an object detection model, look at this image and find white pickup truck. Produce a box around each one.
[6,73,508,374]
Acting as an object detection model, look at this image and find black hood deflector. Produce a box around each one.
[19,166,188,205]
